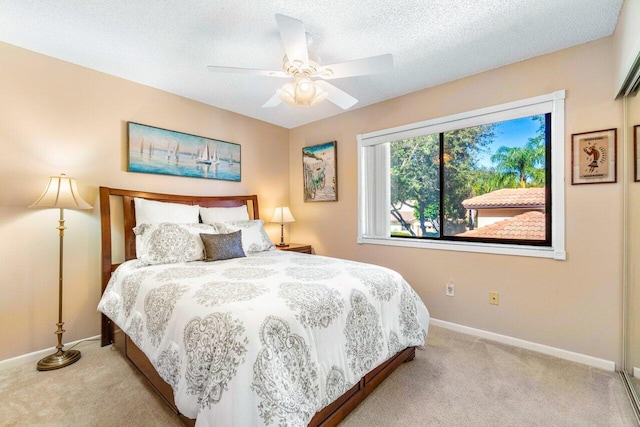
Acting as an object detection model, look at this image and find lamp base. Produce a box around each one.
[276,243,289,247]
[37,349,81,371]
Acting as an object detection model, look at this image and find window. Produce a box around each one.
[358,91,566,259]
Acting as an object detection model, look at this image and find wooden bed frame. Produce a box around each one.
[99,186,416,426]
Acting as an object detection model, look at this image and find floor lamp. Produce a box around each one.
[29,173,92,371]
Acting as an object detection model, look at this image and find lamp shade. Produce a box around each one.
[29,174,92,210]
[270,206,295,224]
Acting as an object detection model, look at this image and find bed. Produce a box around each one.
[98,187,430,426]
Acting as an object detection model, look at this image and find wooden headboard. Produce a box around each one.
[99,186,259,345]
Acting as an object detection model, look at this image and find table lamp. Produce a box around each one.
[270,206,295,247]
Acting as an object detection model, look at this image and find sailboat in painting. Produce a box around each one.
[211,145,219,164]
[167,143,180,163]
[139,139,154,160]
[196,143,211,165]
[196,143,219,165]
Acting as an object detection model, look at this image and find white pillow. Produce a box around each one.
[200,206,250,224]
[133,223,217,265]
[214,220,274,253]
[134,198,200,225]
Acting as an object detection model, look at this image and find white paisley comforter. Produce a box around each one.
[98,250,429,427]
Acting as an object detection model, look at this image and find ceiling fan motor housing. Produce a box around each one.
[282,54,324,78]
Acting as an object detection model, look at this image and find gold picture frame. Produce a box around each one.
[571,128,617,185]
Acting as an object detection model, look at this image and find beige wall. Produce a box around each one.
[0,41,290,361]
[289,37,625,365]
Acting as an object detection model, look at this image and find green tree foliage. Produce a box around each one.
[443,126,495,233]
[489,116,546,189]
[390,134,440,236]
[470,168,498,197]
[391,124,495,235]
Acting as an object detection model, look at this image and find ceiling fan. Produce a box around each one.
[207,14,393,109]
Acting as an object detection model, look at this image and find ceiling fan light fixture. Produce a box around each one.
[295,77,316,102]
[276,82,296,106]
[310,85,328,106]
[277,78,327,107]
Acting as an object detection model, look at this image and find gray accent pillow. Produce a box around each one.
[200,231,246,262]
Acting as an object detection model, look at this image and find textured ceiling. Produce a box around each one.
[0,0,623,129]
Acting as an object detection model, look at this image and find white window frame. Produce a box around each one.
[357,90,566,260]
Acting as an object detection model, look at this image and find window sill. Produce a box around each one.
[357,236,566,260]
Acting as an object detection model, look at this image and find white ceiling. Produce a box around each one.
[0,0,623,129]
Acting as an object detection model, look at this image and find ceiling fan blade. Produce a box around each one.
[262,93,282,108]
[275,14,309,65]
[315,80,358,109]
[318,54,393,79]
[207,66,288,78]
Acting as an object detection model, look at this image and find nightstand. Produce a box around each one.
[276,243,312,254]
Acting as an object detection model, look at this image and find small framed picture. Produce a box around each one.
[635,125,640,182]
[303,141,337,202]
[571,128,617,185]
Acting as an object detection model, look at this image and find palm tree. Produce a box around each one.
[490,137,545,188]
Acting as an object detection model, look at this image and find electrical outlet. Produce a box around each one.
[489,292,499,305]
[446,282,455,297]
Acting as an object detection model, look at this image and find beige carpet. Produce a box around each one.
[1,326,635,426]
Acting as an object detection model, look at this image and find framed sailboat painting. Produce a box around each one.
[127,122,241,182]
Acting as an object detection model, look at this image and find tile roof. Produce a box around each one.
[462,188,545,209]
[457,211,546,240]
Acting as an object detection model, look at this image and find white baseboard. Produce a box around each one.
[430,318,616,372]
[634,367,640,378]
[0,335,101,370]
[3,323,616,373]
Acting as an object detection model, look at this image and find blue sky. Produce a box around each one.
[476,116,541,168]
